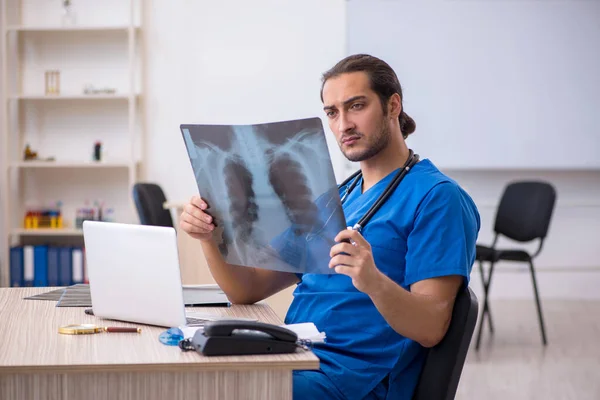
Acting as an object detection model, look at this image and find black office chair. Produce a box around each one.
[474,181,556,350]
[132,183,174,227]
[412,287,479,400]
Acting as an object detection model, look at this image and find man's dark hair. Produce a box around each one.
[320,54,416,138]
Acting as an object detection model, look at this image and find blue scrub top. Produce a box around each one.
[285,159,480,399]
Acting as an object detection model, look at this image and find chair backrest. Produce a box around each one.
[412,287,478,400]
[494,181,557,242]
[132,183,174,228]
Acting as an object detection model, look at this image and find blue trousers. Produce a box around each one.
[293,370,346,399]
[293,370,388,400]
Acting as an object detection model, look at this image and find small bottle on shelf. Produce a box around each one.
[61,0,76,26]
[24,210,33,229]
[32,210,40,229]
[56,201,64,229]
[93,141,102,162]
[75,208,83,229]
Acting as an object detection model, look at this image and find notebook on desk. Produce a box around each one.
[183,284,230,307]
[82,221,244,327]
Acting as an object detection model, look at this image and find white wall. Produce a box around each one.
[142,0,349,206]
[347,0,600,170]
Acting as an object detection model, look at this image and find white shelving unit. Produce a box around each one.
[1,0,143,287]
[7,25,135,32]
[9,94,134,100]
[12,228,83,237]
[10,161,133,169]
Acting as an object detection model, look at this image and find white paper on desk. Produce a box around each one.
[183,284,221,290]
[185,312,257,324]
[183,286,230,305]
[180,325,204,339]
[283,322,326,344]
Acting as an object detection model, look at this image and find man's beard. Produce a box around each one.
[342,119,391,162]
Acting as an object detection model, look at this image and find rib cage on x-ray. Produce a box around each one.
[180,118,346,274]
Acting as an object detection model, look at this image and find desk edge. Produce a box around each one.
[0,358,320,375]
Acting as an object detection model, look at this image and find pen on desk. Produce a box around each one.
[187,303,230,308]
[103,327,142,333]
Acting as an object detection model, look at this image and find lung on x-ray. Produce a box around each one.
[180,117,347,274]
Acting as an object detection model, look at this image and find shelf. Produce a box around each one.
[11,161,133,169]
[1,0,144,288]
[6,25,139,33]
[11,228,83,237]
[9,94,134,101]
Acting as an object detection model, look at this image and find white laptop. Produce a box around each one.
[82,220,238,328]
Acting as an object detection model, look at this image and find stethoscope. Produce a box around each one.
[338,149,420,233]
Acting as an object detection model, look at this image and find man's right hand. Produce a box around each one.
[179,195,215,242]
[179,195,300,305]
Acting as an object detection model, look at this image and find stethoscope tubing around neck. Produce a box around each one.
[339,149,420,232]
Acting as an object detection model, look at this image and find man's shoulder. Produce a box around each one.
[403,159,461,200]
[408,159,480,221]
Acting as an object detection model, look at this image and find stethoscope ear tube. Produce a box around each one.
[339,169,362,204]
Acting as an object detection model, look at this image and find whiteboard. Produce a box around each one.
[347,0,600,169]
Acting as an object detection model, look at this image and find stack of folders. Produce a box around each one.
[9,245,86,287]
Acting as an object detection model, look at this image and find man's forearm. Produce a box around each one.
[200,240,260,303]
[200,240,299,304]
[367,273,455,348]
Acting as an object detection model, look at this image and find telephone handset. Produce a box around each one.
[184,320,299,356]
[204,320,298,342]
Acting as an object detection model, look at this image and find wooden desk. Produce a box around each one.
[0,288,319,400]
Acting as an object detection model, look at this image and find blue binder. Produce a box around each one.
[34,245,49,287]
[9,246,24,287]
[58,247,73,286]
[47,247,60,286]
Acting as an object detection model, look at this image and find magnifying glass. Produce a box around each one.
[58,324,141,335]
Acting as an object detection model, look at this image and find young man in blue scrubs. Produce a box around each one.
[180,54,480,399]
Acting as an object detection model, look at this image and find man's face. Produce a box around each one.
[322,72,390,162]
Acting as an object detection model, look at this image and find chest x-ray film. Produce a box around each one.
[181,117,346,274]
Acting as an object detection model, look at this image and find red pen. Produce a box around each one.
[103,327,142,333]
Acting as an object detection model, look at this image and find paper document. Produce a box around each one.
[181,117,347,274]
[182,286,230,306]
[182,284,221,290]
[282,322,326,344]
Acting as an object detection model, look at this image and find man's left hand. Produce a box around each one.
[329,228,385,294]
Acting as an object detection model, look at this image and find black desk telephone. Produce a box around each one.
[181,320,299,356]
